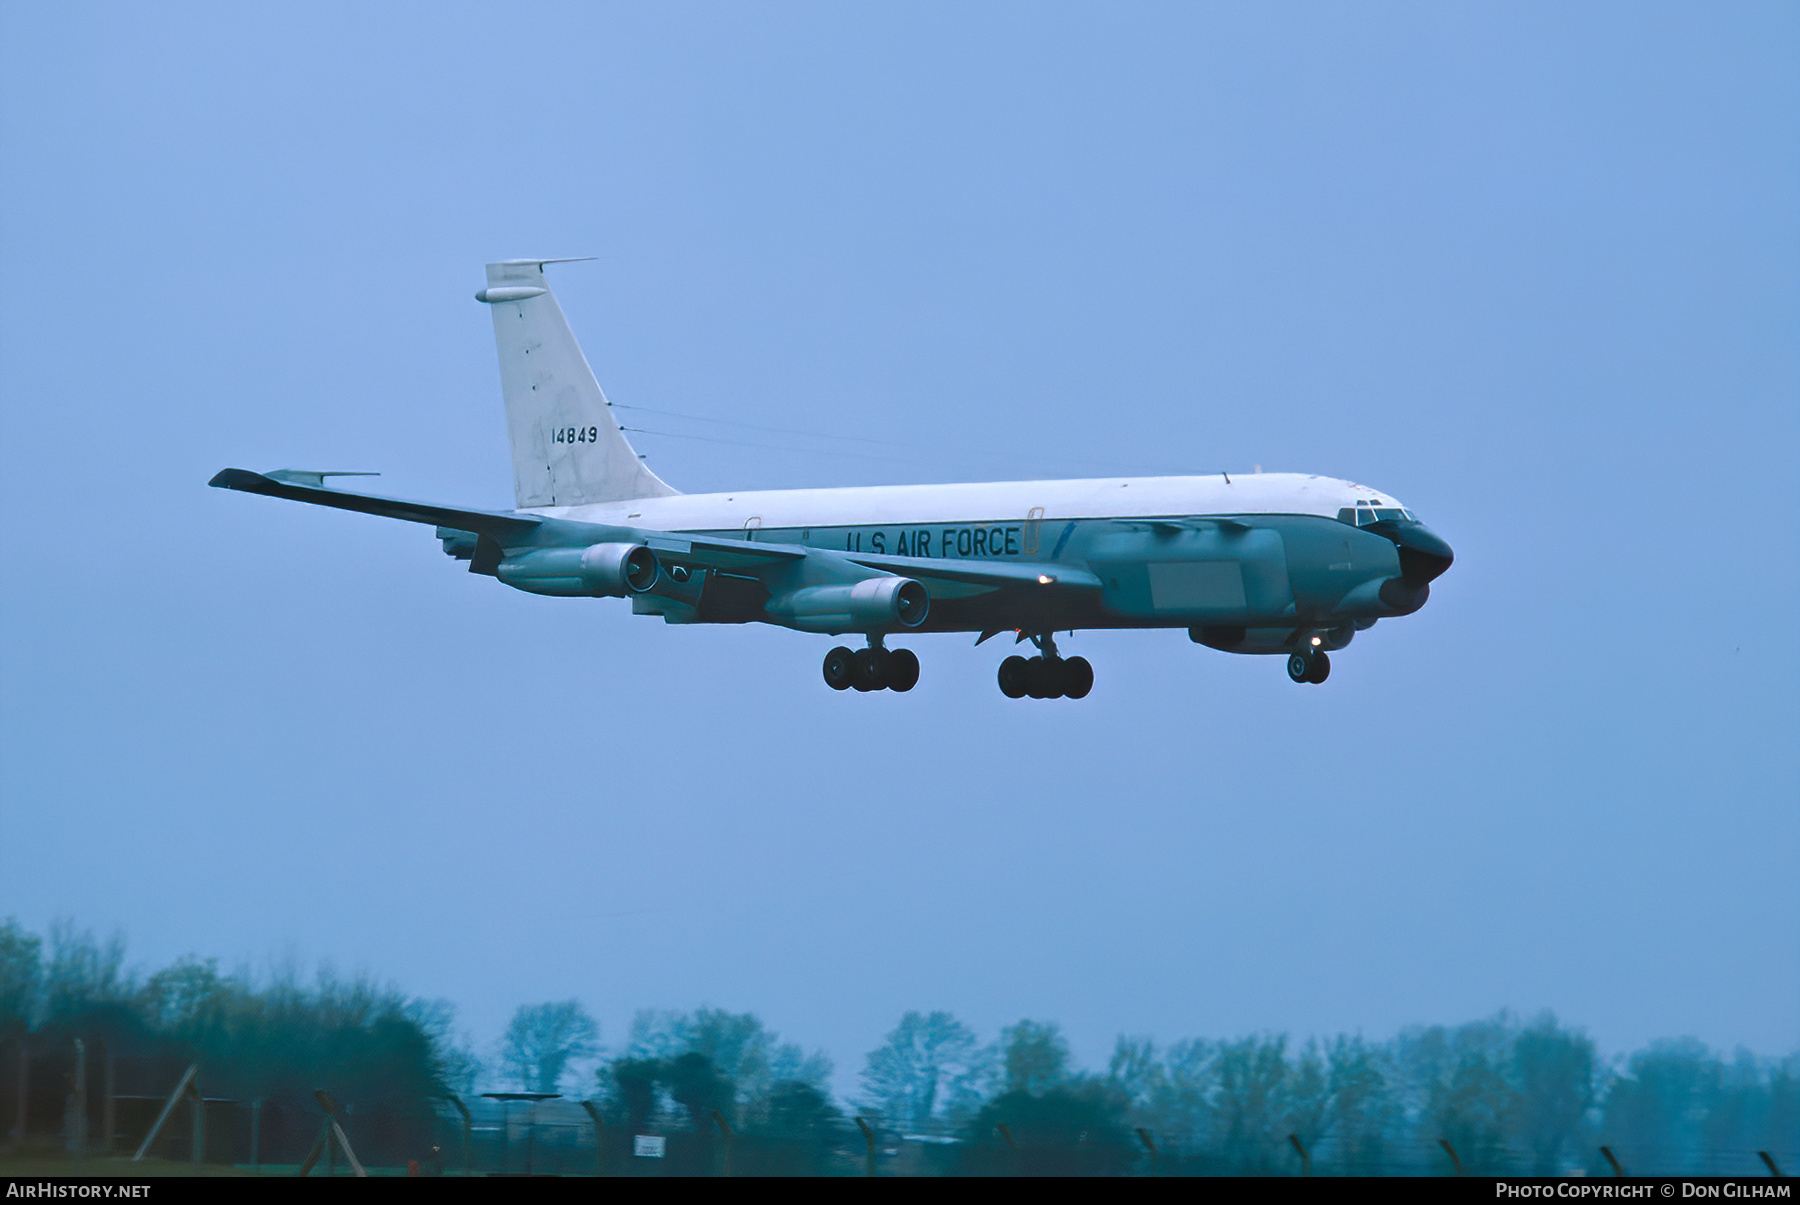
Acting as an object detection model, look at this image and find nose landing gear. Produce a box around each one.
[997,633,1093,700]
[1286,649,1331,684]
[823,642,920,693]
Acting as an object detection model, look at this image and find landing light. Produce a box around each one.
[1038,574,1054,585]
[1311,636,1322,647]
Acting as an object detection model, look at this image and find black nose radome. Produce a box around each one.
[1370,521,1452,614]
[1385,522,1454,584]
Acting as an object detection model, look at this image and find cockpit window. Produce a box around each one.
[1338,505,1419,526]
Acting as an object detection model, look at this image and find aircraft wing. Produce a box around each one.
[210,469,1093,599]
[845,552,1103,600]
[633,538,1093,597]
[209,468,546,542]
[636,532,805,571]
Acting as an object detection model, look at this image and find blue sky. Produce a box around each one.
[1,1,1794,1088]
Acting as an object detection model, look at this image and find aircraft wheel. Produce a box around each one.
[823,646,857,690]
[1286,652,1311,683]
[886,648,920,692]
[1062,656,1094,699]
[1029,657,1065,699]
[1304,651,1331,684]
[853,647,890,691]
[998,655,1030,698]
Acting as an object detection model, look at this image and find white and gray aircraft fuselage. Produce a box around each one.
[213,259,1454,698]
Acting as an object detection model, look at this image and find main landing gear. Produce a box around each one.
[1287,649,1331,684]
[997,633,1093,700]
[823,642,920,693]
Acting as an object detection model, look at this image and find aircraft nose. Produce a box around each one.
[1373,521,1453,614]
[1391,522,1454,584]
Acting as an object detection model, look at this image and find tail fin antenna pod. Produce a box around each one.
[478,258,679,507]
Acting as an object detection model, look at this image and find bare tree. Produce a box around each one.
[859,1011,990,1127]
[0,919,42,1036]
[501,1000,598,1093]
[618,1007,832,1123]
[408,998,485,1096]
[1000,1018,1070,1096]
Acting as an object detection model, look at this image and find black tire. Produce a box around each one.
[1028,656,1065,699]
[886,648,920,692]
[1063,656,1094,699]
[1287,652,1311,683]
[998,655,1030,698]
[853,647,890,691]
[1305,651,1331,684]
[823,646,857,690]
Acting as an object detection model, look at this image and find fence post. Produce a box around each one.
[315,1090,366,1177]
[443,1095,473,1175]
[188,1074,204,1166]
[11,1041,28,1145]
[711,1109,734,1177]
[1600,1146,1624,1178]
[132,1063,198,1161]
[1288,1133,1311,1177]
[580,1100,605,1177]
[297,1116,333,1177]
[1439,1138,1465,1176]
[101,1048,115,1155]
[71,1039,87,1157]
[997,1121,1019,1174]
[854,1116,877,1178]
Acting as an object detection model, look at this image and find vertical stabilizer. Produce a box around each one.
[478,259,678,507]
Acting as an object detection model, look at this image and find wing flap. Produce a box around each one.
[846,552,1103,597]
[644,533,805,571]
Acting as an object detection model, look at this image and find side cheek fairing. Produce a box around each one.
[1282,520,1403,617]
[1088,526,1295,622]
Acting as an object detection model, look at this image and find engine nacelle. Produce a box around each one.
[766,576,930,634]
[496,542,660,597]
[436,526,479,561]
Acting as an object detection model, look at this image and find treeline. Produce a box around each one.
[2,920,1794,1175]
[0,920,447,1167]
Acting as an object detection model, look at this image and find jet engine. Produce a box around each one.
[496,542,660,597]
[765,576,930,634]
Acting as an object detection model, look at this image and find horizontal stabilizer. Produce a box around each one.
[264,469,380,488]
